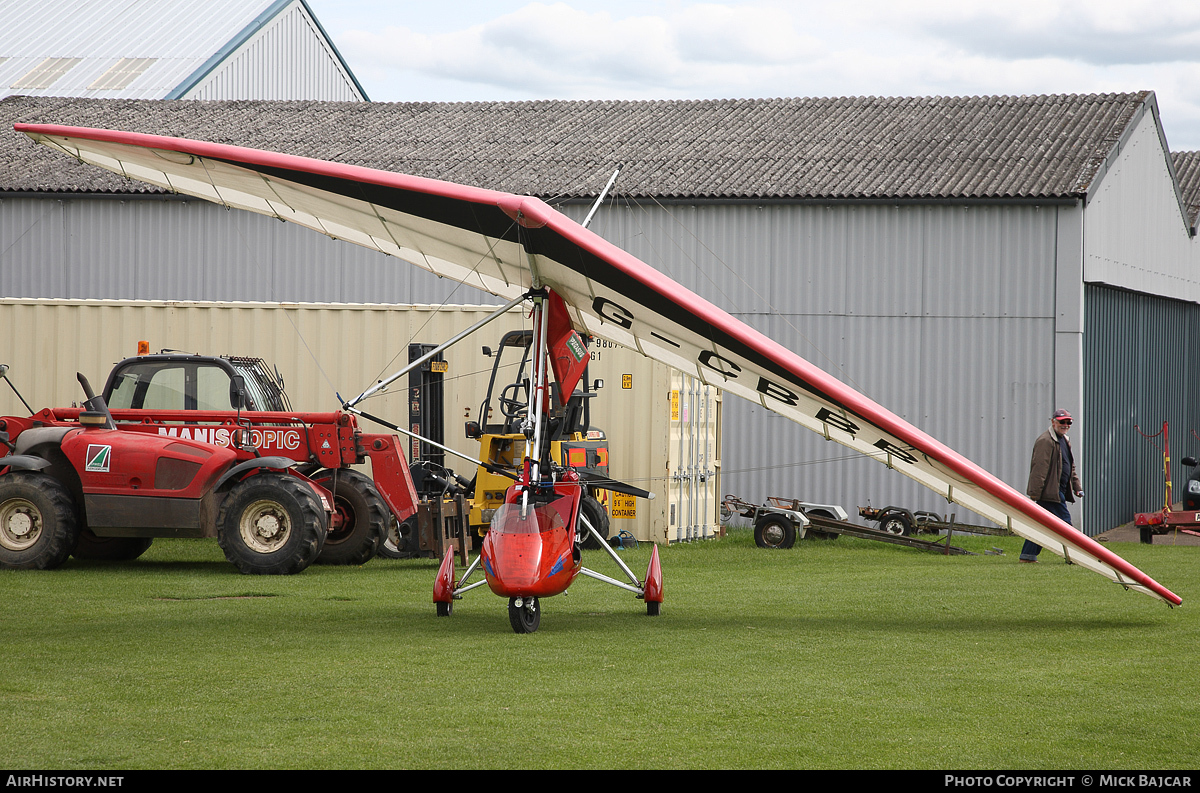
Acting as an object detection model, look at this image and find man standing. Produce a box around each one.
[1023,409,1084,562]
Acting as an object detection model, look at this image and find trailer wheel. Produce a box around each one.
[803,509,840,540]
[754,513,796,549]
[578,495,610,550]
[0,472,80,570]
[879,512,912,536]
[72,530,152,561]
[508,596,541,633]
[311,470,387,565]
[217,473,327,575]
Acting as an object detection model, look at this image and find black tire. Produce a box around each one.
[216,473,327,575]
[754,513,796,549]
[312,469,387,565]
[436,601,452,617]
[879,512,912,536]
[578,495,610,550]
[72,530,152,561]
[0,472,80,570]
[508,596,541,633]
[803,508,840,540]
[646,600,661,616]
[1140,526,1154,545]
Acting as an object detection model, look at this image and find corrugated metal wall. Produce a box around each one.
[2,194,1064,529]
[584,201,1060,523]
[0,196,498,305]
[1083,283,1200,534]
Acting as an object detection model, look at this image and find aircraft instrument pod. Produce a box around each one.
[432,290,662,634]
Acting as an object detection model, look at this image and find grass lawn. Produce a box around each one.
[1,530,1196,769]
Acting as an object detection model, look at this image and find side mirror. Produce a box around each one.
[465,421,482,440]
[482,346,493,357]
[1183,456,1198,468]
[593,378,604,390]
[230,375,247,410]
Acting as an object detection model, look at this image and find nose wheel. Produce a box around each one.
[508,596,541,633]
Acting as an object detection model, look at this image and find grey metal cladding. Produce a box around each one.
[1083,284,1200,534]
[584,201,1059,524]
[0,196,500,305]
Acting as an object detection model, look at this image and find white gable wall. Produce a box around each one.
[182,0,364,101]
[1083,104,1199,301]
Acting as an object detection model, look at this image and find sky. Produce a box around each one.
[304,0,1200,150]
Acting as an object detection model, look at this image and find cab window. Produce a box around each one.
[107,362,238,410]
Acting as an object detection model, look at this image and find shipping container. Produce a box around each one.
[0,297,721,543]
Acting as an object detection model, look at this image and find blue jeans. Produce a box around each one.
[1021,494,1072,560]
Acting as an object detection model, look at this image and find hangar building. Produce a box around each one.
[0,0,366,102]
[3,91,1200,536]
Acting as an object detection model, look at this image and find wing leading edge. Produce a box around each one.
[16,122,1181,606]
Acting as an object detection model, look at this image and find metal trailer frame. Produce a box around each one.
[723,493,975,555]
[856,505,1009,538]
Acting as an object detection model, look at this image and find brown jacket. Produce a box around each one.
[1026,428,1082,502]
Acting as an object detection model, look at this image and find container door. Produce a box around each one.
[667,372,720,542]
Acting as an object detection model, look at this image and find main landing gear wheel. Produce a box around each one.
[754,513,796,549]
[578,495,611,550]
[216,473,327,575]
[72,530,152,561]
[0,472,79,570]
[436,601,452,617]
[312,469,387,565]
[508,596,541,633]
[646,600,661,616]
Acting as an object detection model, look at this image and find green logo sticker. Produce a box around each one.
[85,444,111,472]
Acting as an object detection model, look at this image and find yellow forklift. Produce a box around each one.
[464,329,612,548]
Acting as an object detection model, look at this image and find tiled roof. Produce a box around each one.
[1172,151,1200,228]
[0,92,1156,200]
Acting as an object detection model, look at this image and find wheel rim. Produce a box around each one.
[238,499,293,554]
[383,520,401,553]
[509,597,540,632]
[761,521,786,547]
[881,518,904,535]
[325,497,355,545]
[0,497,42,551]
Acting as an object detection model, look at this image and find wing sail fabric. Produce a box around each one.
[16,123,1181,606]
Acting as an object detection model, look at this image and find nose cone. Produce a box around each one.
[482,525,577,597]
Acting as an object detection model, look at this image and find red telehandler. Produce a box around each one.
[0,352,419,574]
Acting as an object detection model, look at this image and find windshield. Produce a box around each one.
[490,493,575,535]
[107,361,235,411]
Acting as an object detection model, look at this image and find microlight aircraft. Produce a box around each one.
[427,288,663,632]
[15,123,1182,614]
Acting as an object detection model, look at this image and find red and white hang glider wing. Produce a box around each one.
[17,123,1181,606]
